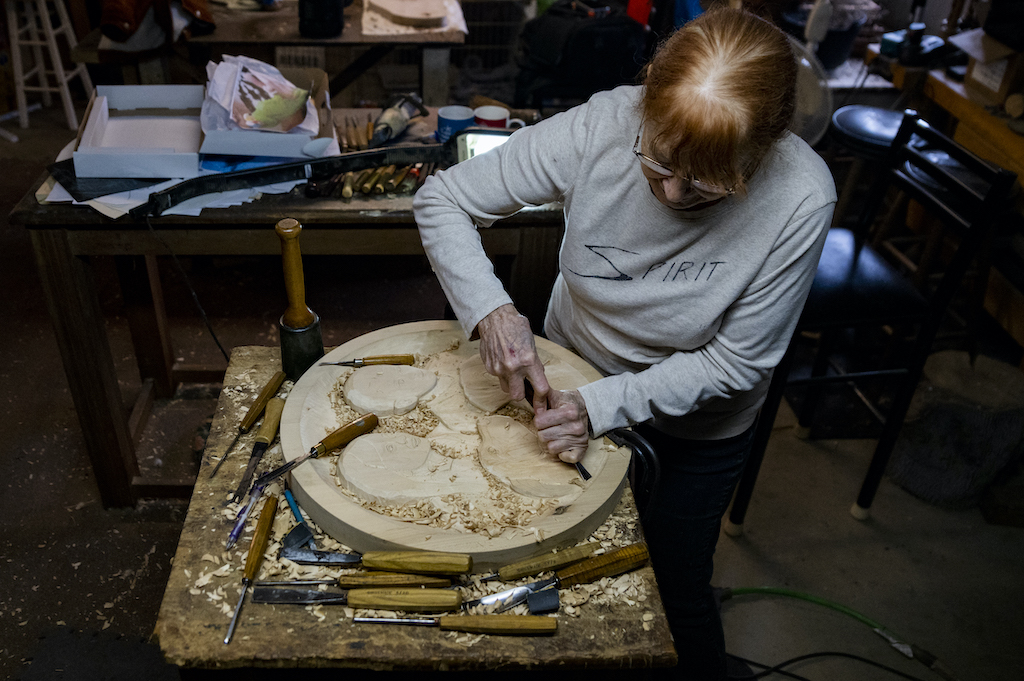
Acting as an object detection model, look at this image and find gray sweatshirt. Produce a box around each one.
[415,86,836,440]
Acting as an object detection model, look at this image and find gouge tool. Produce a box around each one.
[278,547,473,575]
[463,542,649,613]
[524,379,591,481]
[230,397,285,503]
[354,614,557,635]
[252,586,463,612]
[252,413,378,489]
[210,370,286,478]
[319,354,416,367]
[478,541,602,582]
[256,572,452,589]
[224,494,278,644]
[281,486,315,550]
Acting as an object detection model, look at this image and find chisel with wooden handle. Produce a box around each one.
[278,545,472,575]
[230,397,285,503]
[354,615,557,635]
[257,572,452,589]
[319,354,415,368]
[480,541,602,582]
[252,586,462,612]
[224,494,278,644]
[253,414,378,488]
[210,370,286,478]
[463,542,649,613]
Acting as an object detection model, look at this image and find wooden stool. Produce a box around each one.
[829,105,902,228]
[4,0,94,131]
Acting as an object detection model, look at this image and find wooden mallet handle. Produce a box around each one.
[275,218,315,330]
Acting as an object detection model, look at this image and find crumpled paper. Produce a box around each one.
[202,55,318,135]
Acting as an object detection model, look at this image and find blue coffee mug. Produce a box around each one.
[437,105,475,143]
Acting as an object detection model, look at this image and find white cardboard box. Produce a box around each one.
[73,85,205,179]
[199,67,335,159]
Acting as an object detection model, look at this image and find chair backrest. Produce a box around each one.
[854,110,1018,326]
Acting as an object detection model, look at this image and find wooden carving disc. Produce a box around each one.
[280,320,631,571]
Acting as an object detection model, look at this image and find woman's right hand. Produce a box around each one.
[476,304,551,411]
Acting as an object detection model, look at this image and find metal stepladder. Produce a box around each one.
[3,0,93,133]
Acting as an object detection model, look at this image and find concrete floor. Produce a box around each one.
[3,101,1024,681]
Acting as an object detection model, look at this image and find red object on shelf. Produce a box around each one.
[627,0,653,26]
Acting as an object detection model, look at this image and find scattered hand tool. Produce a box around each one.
[319,354,415,368]
[354,614,557,635]
[209,370,286,478]
[479,541,601,582]
[360,166,385,194]
[277,546,472,574]
[230,397,285,503]
[373,164,397,194]
[341,171,356,199]
[224,494,278,644]
[252,414,378,489]
[524,379,591,481]
[257,572,451,588]
[463,542,649,613]
[386,165,412,192]
[276,218,324,381]
[282,486,315,549]
[369,93,428,148]
[252,586,462,612]
[226,482,267,550]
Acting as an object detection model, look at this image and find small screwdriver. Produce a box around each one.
[224,494,278,644]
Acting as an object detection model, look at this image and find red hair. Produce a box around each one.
[640,7,797,194]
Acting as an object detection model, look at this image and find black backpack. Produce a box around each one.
[514,0,649,107]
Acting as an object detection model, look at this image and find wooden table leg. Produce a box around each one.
[509,224,563,333]
[117,254,176,398]
[30,229,138,508]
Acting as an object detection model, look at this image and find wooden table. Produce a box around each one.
[9,116,563,508]
[154,346,676,673]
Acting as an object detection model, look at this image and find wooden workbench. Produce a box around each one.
[153,346,677,672]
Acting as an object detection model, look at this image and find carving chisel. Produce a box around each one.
[252,586,463,612]
[230,397,285,503]
[224,494,278,644]
[478,541,602,582]
[256,572,452,589]
[209,370,286,478]
[354,614,557,635]
[282,487,315,549]
[463,542,649,613]
[252,413,378,489]
[319,354,416,367]
[524,379,591,481]
[278,547,473,575]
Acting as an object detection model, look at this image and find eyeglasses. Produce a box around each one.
[632,122,737,198]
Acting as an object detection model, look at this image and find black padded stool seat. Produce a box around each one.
[802,228,927,328]
[829,106,904,159]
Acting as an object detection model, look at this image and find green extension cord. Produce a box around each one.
[719,586,960,681]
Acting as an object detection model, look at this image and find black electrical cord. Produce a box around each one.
[144,215,231,363]
[727,653,812,681]
[730,651,930,681]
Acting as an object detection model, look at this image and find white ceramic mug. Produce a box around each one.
[473,105,525,129]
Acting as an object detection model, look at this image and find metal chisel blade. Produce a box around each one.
[279,546,363,566]
[231,441,268,503]
[252,587,350,605]
[462,578,557,613]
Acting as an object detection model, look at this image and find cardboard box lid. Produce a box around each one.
[949,28,1017,64]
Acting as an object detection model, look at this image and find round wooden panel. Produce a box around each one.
[280,320,631,571]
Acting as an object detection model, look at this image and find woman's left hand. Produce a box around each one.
[534,389,591,464]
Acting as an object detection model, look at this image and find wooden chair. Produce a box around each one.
[725,110,1018,534]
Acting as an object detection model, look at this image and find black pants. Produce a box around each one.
[635,423,755,681]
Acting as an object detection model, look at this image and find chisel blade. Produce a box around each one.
[279,546,363,566]
[252,587,349,605]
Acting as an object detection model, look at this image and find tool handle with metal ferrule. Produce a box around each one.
[554,542,649,588]
[386,166,411,192]
[341,171,356,199]
[374,165,396,194]
[314,414,379,455]
[346,588,463,612]
[253,398,285,445]
[498,541,602,582]
[239,371,286,433]
[244,495,279,582]
[275,219,315,330]
[361,166,384,194]
[359,354,416,366]
[334,572,451,589]
[361,550,473,575]
[437,615,557,635]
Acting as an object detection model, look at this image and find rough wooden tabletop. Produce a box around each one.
[154,345,677,671]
